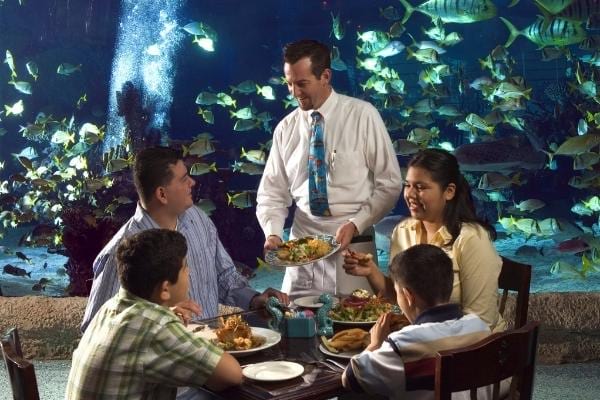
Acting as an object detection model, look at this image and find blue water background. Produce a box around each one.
[0,0,598,295]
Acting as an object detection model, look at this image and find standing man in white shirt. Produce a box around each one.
[256,39,402,299]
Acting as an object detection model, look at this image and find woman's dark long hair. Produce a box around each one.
[408,148,496,246]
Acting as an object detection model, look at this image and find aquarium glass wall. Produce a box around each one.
[0,0,599,296]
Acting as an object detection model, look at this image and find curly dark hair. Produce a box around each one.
[408,148,496,246]
[389,244,453,307]
[283,39,331,78]
[117,229,187,300]
[133,146,182,204]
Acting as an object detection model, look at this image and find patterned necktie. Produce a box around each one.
[308,111,331,216]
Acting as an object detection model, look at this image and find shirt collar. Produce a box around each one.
[132,202,188,230]
[117,287,171,314]
[409,219,452,243]
[117,287,146,303]
[414,303,463,325]
[304,88,338,122]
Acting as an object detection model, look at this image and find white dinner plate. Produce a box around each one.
[318,343,360,360]
[293,295,339,309]
[187,325,281,357]
[264,234,341,267]
[242,361,304,382]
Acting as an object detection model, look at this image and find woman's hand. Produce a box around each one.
[342,248,376,277]
[343,249,393,300]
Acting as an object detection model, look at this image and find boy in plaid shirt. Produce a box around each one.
[66,229,242,399]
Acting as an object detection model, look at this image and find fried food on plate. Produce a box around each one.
[214,315,265,351]
[321,328,370,353]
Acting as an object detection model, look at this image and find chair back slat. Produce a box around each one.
[498,290,509,317]
[499,257,531,329]
[435,321,540,400]
[492,382,500,400]
[1,328,40,400]
[8,328,23,358]
[469,388,477,400]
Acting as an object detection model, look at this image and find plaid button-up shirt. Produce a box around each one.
[66,288,223,399]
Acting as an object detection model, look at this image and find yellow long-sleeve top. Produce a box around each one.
[390,218,507,333]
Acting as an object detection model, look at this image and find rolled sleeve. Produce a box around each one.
[214,233,258,308]
[230,287,260,310]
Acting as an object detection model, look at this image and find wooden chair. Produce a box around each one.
[1,328,40,400]
[435,321,540,400]
[498,257,531,329]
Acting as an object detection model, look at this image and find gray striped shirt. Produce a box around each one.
[81,203,257,332]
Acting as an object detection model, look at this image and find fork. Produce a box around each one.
[299,352,344,372]
[324,358,347,370]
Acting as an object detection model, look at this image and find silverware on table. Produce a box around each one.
[324,358,347,370]
[299,352,344,372]
[189,308,262,327]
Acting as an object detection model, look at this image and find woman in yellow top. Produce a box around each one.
[343,149,506,332]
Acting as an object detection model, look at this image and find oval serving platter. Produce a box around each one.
[265,234,341,267]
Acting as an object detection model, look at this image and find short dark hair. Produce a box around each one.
[133,146,182,204]
[408,149,496,245]
[117,229,187,300]
[389,244,453,307]
[283,39,331,78]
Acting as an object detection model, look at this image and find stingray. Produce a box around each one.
[455,138,546,172]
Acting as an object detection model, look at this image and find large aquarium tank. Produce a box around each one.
[0,0,599,298]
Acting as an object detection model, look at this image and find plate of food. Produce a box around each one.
[187,315,281,357]
[329,289,397,325]
[293,295,339,309]
[319,344,360,360]
[319,328,370,360]
[265,234,340,266]
[242,361,304,382]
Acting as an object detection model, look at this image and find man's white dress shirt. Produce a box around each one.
[257,89,402,298]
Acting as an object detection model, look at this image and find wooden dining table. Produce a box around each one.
[199,309,352,400]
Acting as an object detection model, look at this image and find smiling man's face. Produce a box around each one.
[284,57,332,111]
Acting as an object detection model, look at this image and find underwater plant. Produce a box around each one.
[61,206,121,295]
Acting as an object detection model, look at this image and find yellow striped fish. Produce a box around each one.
[398,0,497,24]
[501,16,587,48]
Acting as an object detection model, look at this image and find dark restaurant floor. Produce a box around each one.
[1,359,599,399]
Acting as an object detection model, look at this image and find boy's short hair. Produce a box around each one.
[389,244,453,307]
[133,146,182,204]
[117,229,187,300]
